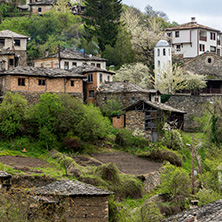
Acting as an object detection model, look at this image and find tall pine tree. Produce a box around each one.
[83,0,122,51]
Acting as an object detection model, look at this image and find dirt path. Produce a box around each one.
[91,152,162,175]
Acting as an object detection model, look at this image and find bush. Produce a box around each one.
[160,163,191,203]
[161,130,184,151]
[63,133,82,153]
[196,188,221,206]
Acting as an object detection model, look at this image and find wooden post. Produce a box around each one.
[192,135,195,194]
[58,44,61,69]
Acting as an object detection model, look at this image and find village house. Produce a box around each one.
[115,100,186,142]
[34,48,107,70]
[0,30,29,71]
[0,66,86,103]
[165,17,222,59]
[96,80,161,108]
[29,0,56,15]
[31,180,111,222]
[0,171,12,191]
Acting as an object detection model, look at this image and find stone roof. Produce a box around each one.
[70,64,115,75]
[43,49,107,62]
[165,22,220,32]
[182,52,222,79]
[33,180,111,196]
[0,30,29,39]
[124,100,186,114]
[0,171,11,179]
[0,66,86,78]
[29,0,56,6]
[97,81,159,94]
[165,198,222,222]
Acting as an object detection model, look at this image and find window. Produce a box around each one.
[210,32,216,40]
[87,73,93,82]
[108,75,110,81]
[96,63,101,68]
[14,39,20,46]
[210,46,216,52]
[64,62,69,70]
[38,79,46,86]
[168,49,170,56]
[100,74,103,82]
[18,78,25,86]
[176,45,181,51]
[89,90,94,98]
[38,7,42,12]
[132,97,135,103]
[157,49,160,56]
[9,59,14,66]
[71,80,74,86]
[175,31,179,38]
[72,62,77,67]
[91,63,95,66]
[163,48,166,56]
[200,44,205,52]
[208,58,212,63]
[0,39,5,47]
[155,97,159,102]
[158,60,160,67]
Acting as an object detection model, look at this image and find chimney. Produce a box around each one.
[191,17,196,23]
[123,80,129,92]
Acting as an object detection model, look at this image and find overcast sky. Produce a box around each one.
[122,0,222,31]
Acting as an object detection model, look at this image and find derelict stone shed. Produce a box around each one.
[124,100,186,141]
[31,180,111,222]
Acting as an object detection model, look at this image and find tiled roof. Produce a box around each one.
[98,81,158,94]
[124,100,186,114]
[165,22,220,32]
[33,180,111,196]
[70,65,115,75]
[0,171,11,179]
[0,66,86,78]
[46,49,107,62]
[165,198,222,222]
[0,30,29,39]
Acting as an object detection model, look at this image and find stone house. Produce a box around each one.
[96,80,161,108]
[0,30,29,70]
[182,51,222,94]
[0,66,86,103]
[121,100,186,142]
[31,180,111,222]
[0,171,12,191]
[34,49,107,70]
[29,0,56,15]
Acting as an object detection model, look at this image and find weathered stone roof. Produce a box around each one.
[164,198,222,222]
[70,64,115,75]
[43,49,107,62]
[165,21,220,32]
[0,30,29,39]
[29,0,56,6]
[0,171,11,179]
[0,66,86,78]
[33,180,111,196]
[98,81,159,94]
[124,100,186,114]
[183,52,222,79]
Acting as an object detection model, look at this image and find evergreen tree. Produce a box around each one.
[83,0,122,51]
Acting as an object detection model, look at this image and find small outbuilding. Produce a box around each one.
[0,171,12,191]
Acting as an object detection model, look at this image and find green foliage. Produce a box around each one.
[83,0,122,51]
[161,94,171,103]
[160,163,191,202]
[0,92,27,138]
[109,197,127,222]
[196,188,222,206]
[161,130,184,151]
[100,98,123,119]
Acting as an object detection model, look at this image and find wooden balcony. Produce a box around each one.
[199,36,207,41]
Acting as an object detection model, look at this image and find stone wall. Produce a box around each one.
[96,92,150,108]
[112,115,124,129]
[143,171,160,193]
[166,94,222,130]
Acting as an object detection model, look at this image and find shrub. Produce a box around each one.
[63,133,82,153]
[161,130,184,151]
[0,92,27,138]
[196,188,221,206]
[160,163,191,203]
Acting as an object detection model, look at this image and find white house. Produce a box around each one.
[165,17,222,59]
[154,39,172,83]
